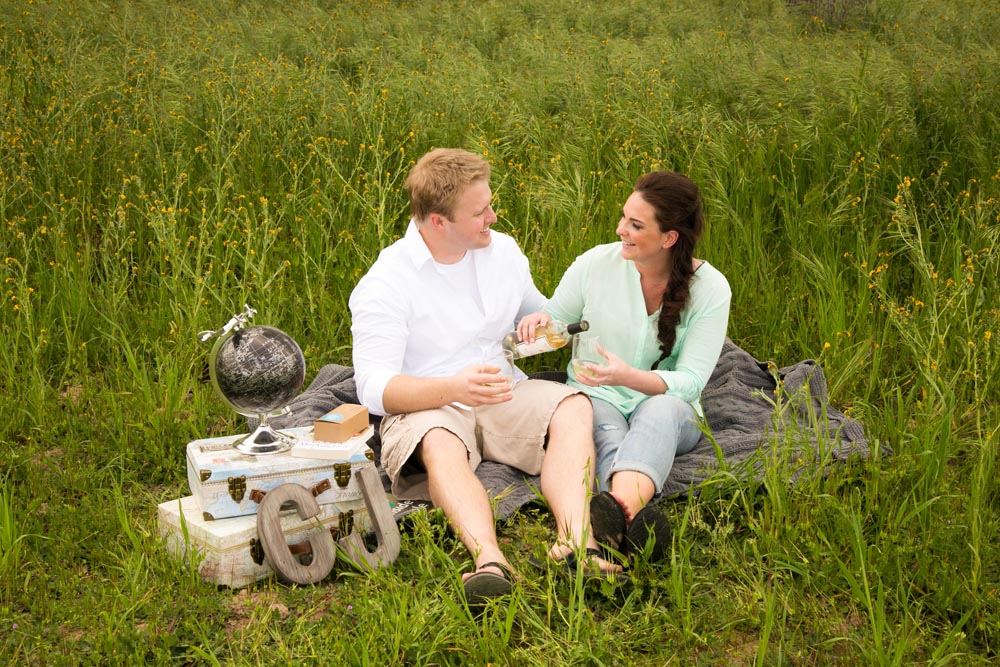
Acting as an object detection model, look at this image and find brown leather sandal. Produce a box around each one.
[462,561,514,610]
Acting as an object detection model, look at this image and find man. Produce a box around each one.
[350,148,620,606]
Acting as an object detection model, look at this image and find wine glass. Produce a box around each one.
[571,333,605,380]
[482,348,515,396]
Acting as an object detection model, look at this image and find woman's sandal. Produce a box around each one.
[626,504,672,563]
[462,561,514,610]
[592,491,674,564]
[590,491,629,552]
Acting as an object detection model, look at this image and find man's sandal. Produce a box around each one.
[463,561,514,610]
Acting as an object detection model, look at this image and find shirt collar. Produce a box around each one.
[402,219,434,270]
[401,218,496,270]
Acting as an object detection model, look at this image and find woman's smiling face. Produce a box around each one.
[615,191,676,263]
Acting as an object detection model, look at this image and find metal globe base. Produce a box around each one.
[234,411,297,455]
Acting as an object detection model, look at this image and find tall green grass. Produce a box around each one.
[1,0,998,664]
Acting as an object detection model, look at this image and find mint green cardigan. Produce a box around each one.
[544,243,731,418]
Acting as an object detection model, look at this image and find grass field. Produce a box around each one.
[1,0,998,664]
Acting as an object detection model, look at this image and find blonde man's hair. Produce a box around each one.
[404,148,491,221]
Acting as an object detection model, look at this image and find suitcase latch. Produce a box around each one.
[249,538,265,565]
[248,478,331,506]
[333,463,351,488]
[228,475,247,502]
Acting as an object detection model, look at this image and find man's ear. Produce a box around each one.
[662,230,679,249]
[426,212,448,230]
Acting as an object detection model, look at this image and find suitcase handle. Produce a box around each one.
[286,515,353,557]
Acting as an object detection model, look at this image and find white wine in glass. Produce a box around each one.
[482,349,515,396]
[571,333,604,379]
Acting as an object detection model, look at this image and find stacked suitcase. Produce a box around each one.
[157,425,380,587]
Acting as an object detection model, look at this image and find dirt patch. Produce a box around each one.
[225,589,290,638]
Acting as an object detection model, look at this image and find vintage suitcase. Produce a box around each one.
[157,494,371,587]
[186,425,375,520]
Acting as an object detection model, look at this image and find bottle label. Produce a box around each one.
[514,337,557,357]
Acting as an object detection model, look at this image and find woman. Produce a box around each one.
[517,171,731,562]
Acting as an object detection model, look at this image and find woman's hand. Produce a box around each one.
[574,345,628,387]
[575,345,668,395]
[515,311,550,345]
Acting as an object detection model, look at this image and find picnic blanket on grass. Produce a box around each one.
[251,338,875,521]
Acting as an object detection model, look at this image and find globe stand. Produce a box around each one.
[235,410,296,456]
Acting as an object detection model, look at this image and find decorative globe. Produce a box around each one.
[209,325,306,416]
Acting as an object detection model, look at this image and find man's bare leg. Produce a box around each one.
[419,427,510,580]
[540,394,621,573]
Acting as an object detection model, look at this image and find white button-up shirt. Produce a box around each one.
[349,221,546,416]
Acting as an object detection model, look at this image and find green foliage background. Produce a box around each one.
[1,0,998,664]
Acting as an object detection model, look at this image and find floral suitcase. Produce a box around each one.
[157,494,371,587]
[185,425,375,520]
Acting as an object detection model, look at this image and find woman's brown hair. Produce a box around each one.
[633,171,704,369]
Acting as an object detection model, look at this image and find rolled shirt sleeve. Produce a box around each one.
[516,279,547,323]
[542,253,587,327]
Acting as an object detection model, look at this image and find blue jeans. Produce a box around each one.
[591,395,701,494]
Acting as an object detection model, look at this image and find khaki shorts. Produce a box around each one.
[379,379,581,501]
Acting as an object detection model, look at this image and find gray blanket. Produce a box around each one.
[252,338,875,520]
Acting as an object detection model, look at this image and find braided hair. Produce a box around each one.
[632,172,704,369]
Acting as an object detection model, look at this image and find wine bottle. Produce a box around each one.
[502,320,588,359]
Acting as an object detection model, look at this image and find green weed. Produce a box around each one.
[1,0,998,664]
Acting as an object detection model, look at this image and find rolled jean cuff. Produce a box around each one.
[608,459,672,495]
